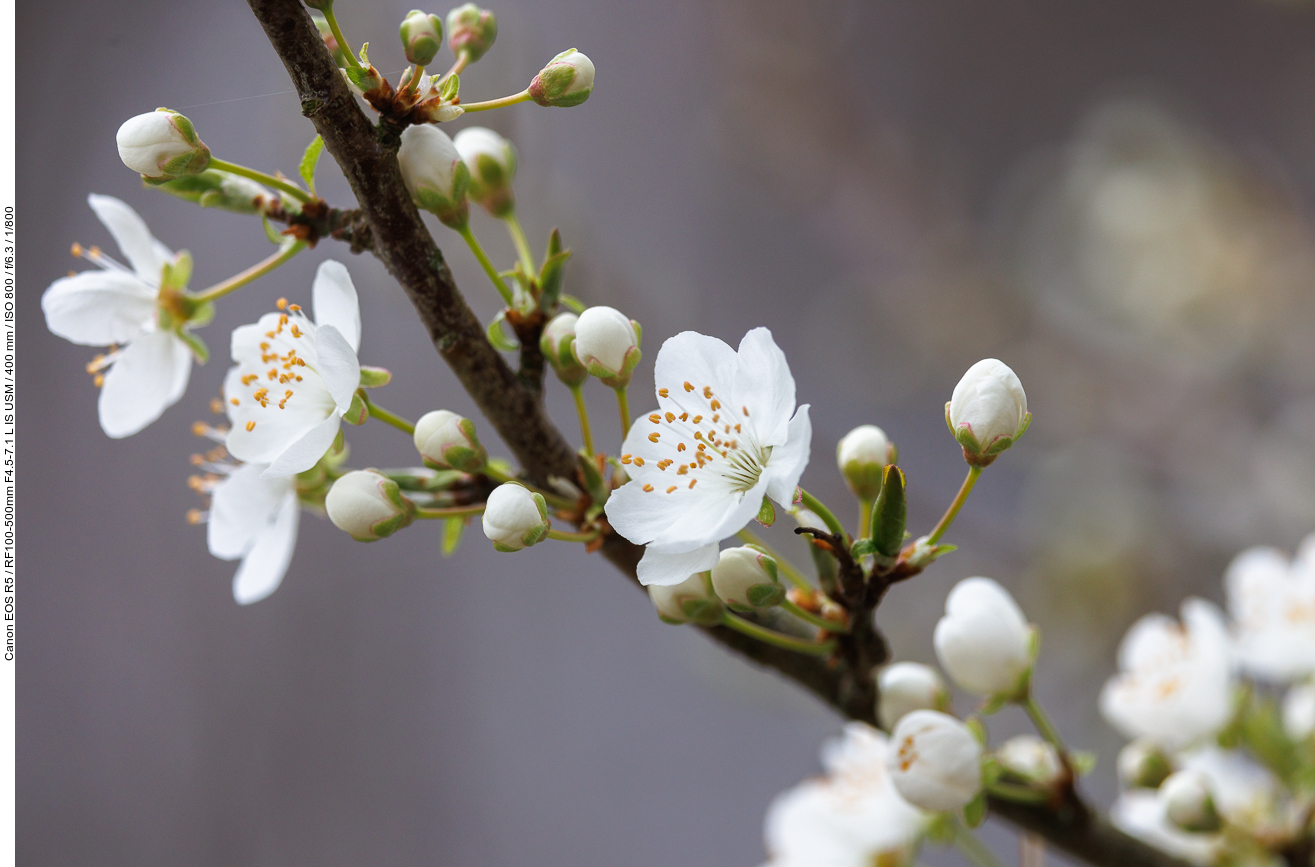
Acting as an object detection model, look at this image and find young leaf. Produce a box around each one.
[442,516,464,557]
[298,134,325,196]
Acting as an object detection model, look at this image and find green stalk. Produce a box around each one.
[322,7,360,68]
[459,89,532,112]
[780,598,849,633]
[414,503,486,520]
[504,212,537,277]
[367,400,415,435]
[547,527,600,543]
[208,158,313,203]
[571,385,595,456]
[615,386,632,436]
[190,240,306,304]
[925,466,981,546]
[798,489,847,540]
[456,223,514,305]
[721,612,836,657]
[953,823,1006,867]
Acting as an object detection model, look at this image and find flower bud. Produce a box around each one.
[325,470,416,542]
[304,0,334,11]
[398,124,470,228]
[572,306,641,388]
[481,483,550,552]
[836,424,896,501]
[153,170,273,215]
[116,109,211,180]
[1283,683,1315,741]
[933,577,1034,699]
[528,48,595,107]
[649,572,724,626]
[1160,770,1222,833]
[453,126,517,217]
[877,662,949,731]
[400,10,444,66]
[995,735,1063,787]
[1117,740,1174,789]
[413,409,487,472]
[886,710,984,812]
[710,546,783,612]
[946,359,1030,467]
[540,313,588,387]
[447,3,497,63]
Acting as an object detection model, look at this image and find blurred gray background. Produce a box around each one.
[19,1,1315,864]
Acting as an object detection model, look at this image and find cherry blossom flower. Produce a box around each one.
[1099,599,1234,750]
[604,328,812,586]
[1110,791,1222,867]
[41,194,196,438]
[1224,534,1315,682]
[762,723,929,867]
[224,260,362,478]
[206,462,300,605]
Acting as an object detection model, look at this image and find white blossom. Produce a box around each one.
[1224,534,1315,682]
[1159,770,1220,834]
[1110,791,1222,866]
[946,359,1029,462]
[886,710,983,812]
[206,462,299,605]
[710,545,782,611]
[877,663,948,731]
[605,328,812,586]
[481,483,549,552]
[115,109,210,179]
[325,470,415,542]
[224,260,362,478]
[397,124,470,227]
[41,194,195,438]
[762,723,929,867]
[1099,599,1233,750]
[933,577,1034,698]
[648,572,722,625]
[995,735,1063,787]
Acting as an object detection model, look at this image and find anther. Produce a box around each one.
[658,388,669,398]
[276,298,288,310]
[186,509,206,525]
[210,398,223,415]
[692,415,702,424]
[633,458,645,467]
[684,382,694,392]
[666,486,677,494]
[665,412,675,422]
[688,479,697,488]
[642,484,654,492]
[703,386,713,398]
[648,432,660,442]
[621,455,632,464]
[246,421,256,431]
[677,443,686,452]
[230,398,239,406]
[93,374,105,388]
[742,406,749,416]
[288,304,301,312]
[70,242,83,257]
[649,414,661,423]
[676,465,688,475]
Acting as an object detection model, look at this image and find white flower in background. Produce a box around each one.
[605,328,812,586]
[325,470,416,542]
[877,663,948,731]
[115,109,210,180]
[933,577,1034,698]
[1176,747,1295,843]
[995,735,1063,787]
[224,260,362,478]
[1224,534,1315,682]
[1159,770,1220,833]
[206,462,299,605]
[481,483,550,552]
[946,359,1030,464]
[1283,682,1315,740]
[1099,599,1233,750]
[836,424,896,501]
[528,48,595,107]
[572,306,641,386]
[1110,791,1222,867]
[41,194,195,438]
[886,710,983,812]
[762,723,929,867]
[1117,740,1173,789]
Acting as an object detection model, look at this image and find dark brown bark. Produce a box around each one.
[244,3,1197,865]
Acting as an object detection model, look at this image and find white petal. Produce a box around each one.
[652,330,738,402]
[87,194,171,282]
[261,412,343,477]
[207,464,292,559]
[314,324,361,410]
[636,544,720,587]
[233,493,300,604]
[97,331,191,438]
[764,405,812,504]
[312,260,362,352]
[733,327,796,446]
[41,271,155,346]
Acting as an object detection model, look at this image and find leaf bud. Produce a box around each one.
[397,124,470,228]
[453,126,517,217]
[710,546,783,612]
[648,572,724,626]
[413,409,488,473]
[481,483,550,552]
[117,109,211,180]
[400,9,444,66]
[325,470,416,542]
[446,3,497,63]
[528,48,594,107]
[572,305,641,388]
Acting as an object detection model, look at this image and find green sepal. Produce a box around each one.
[962,791,988,829]
[849,538,876,559]
[577,449,610,506]
[177,330,210,364]
[537,247,572,312]
[545,226,563,259]
[343,391,369,425]
[261,214,285,245]
[981,756,1002,787]
[358,365,393,388]
[680,597,724,627]
[871,465,907,558]
[298,134,324,196]
[188,301,215,328]
[559,294,586,314]
[746,583,785,609]
[439,72,460,101]
[160,250,193,290]
[966,716,989,745]
[980,694,1009,716]
[441,515,464,557]
[345,63,381,93]
[925,815,955,845]
[756,497,776,527]
[486,310,521,351]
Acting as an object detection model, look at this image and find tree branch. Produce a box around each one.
[244,3,1195,865]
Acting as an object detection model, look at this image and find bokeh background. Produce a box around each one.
[19,1,1315,864]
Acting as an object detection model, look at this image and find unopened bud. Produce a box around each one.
[933,577,1035,699]
[325,470,416,542]
[413,409,487,472]
[572,305,641,388]
[398,124,470,228]
[1160,770,1221,833]
[304,0,334,11]
[117,109,210,180]
[153,170,273,214]
[946,359,1030,467]
[710,546,783,612]
[836,424,896,501]
[540,312,587,387]
[1117,740,1174,789]
[454,126,517,217]
[447,3,497,63]
[995,735,1064,787]
[649,572,723,626]
[528,48,594,107]
[481,483,550,552]
[877,662,949,731]
[400,10,443,66]
[887,710,984,812]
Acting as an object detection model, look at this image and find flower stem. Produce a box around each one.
[614,386,632,436]
[858,498,873,540]
[798,489,847,540]
[1022,693,1068,755]
[366,400,416,435]
[504,212,537,278]
[208,157,314,203]
[571,385,595,456]
[483,465,577,510]
[547,527,600,543]
[190,240,307,304]
[780,597,849,633]
[721,612,836,656]
[405,64,427,96]
[456,223,514,305]
[322,7,360,68]
[987,779,1050,805]
[414,503,485,520]
[953,822,1006,867]
[734,528,812,591]
[441,53,470,82]
[459,89,532,112]
[924,465,982,546]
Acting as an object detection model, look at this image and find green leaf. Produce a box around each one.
[559,294,586,314]
[871,465,907,558]
[537,248,573,312]
[261,214,284,245]
[442,516,464,557]
[577,449,610,506]
[963,791,987,828]
[486,311,521,351]
[439,73,460,101]
[298,134,324,196]
[756,497,776,527]
[849,539,876,559]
